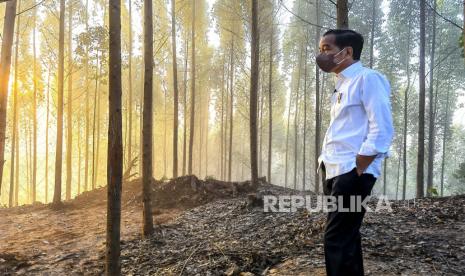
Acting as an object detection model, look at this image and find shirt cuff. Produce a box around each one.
[358,143,389,158]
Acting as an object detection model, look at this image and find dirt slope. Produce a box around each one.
[1,177,464,275]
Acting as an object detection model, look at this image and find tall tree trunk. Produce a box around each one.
[53,0,66,205]
[440,88,450,196]
[182,39,188,176]
[228,39,234,182]
[142,0,154,237]
[249,0,259,187]
[426,0,437,197]
[336,0,349,29]
[293,45,303,190]
[303,44,308,191]
[66,0,73,200]
[267,19,273,184]
[8,1,21,207]
[127,0,133,173]
[32,3,38,203]
[284,87,292,188]
[171,0,179,178]
[84,0,90,192]
[314,0,321,194]
[14,128,19,205]
[45,64,50,203]
[402,15,413,200]
[417,0,426,198]
[106,0,123,273]
[369,0,376,69]
[220,57,225,180]
[78,123,81,195]
[188,0,196,175]
[92,52,100,190]
[0,0,18,195]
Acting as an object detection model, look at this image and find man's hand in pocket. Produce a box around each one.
[355,154,377,176]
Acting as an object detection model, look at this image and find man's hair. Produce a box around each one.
[323,29,364,60]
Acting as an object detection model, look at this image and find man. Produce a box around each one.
[315,29,394,276]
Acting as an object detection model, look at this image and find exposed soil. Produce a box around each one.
[0,176,464,275]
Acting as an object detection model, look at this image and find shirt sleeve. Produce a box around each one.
[358,71,395,158]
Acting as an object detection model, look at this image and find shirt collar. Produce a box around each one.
[336,60,363,79]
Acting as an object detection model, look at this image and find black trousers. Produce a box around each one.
[321,162,377,276]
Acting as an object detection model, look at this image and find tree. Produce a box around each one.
[417,0,426,198]
[249,0,259,187]
[106,0,123,274]
[0,0,17,196]
[337,0,349,29]
[188,0,196,175]
[142,0,154,237]
[8,0,21,207]
[171,0,179,178]
[53,0,66,205]
[66,0,73,200]
[426,0,437,197]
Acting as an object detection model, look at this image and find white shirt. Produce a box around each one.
[316,61,394,181]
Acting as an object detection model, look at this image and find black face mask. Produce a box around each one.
[315,47,348,73]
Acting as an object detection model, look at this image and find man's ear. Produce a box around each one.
[347,47,354,60]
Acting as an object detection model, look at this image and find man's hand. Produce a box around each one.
[355,154,377,176]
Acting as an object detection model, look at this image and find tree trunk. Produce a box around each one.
[267,20,273,185]
[220,57,225,180]
[249,0,259,187]
[228,39,234,182]
[303,44,308,191]
[106,0,123,274]
[402,15,413,200]
[142,0,154,237]
[426,0,437,197]
[66,0,73,200]
[127,0,133,175]
[336,0,349,29]
[46,63,50,203]
[8,0,21,207]
[369,0,376,69]
[417,0,426,198]
[314,0,321,194]
[53,0,66,205]
[92,52,100,190]
[188,0,196,175]
[440,88,450,196]
[293,45,303,190]
[171,0,179,178]
[182,39,188,176]
[0,0,17,195]
[85,0,90,192]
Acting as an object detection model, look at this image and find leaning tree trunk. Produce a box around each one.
[53,0,66,205]
[142,0,154,237]
[336,0,349,29]
[249,0,259,187]
[171,0,179,178]
[417,0,426,198]
[106,0,123,274]
[0,0,18,195]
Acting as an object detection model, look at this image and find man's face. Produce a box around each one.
[318,34,353,73]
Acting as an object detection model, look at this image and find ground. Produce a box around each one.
[0,176,464,275]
